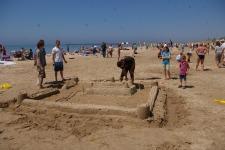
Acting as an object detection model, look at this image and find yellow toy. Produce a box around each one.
[0,83,12,89]
[214,99,225,104]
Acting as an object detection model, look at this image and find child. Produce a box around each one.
[179,55,190,89]
[176,52,183,62]
[161,45,171,79]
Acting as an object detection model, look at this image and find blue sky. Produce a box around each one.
[1,0,225,45]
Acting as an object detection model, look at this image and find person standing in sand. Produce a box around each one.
[118,43,122,61]
[178,55,190,89]
[221,40,225,66]
[93,45,97,56]
[161,44,171,80]
[0,44,3,61]
[52,40,67,82]
[34,40,46,89]
[101,42,107,58]
[132,43,138,55]
[107,44,113,58]
[214,41,223,68]
[195,43,207,71]
[187,44,193,63]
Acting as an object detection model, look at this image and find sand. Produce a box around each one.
[0,47,225,150]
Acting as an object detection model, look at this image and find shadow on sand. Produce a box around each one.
[185,85,194,88]
[171,77,179,80]
[136,77,161,80]
[133,83,145,89]
[203,68,212,71]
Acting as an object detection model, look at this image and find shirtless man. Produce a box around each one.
[117,56,135,84]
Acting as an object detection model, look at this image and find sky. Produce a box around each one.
[0,0,225,45]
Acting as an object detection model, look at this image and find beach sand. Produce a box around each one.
[0,47,225,150]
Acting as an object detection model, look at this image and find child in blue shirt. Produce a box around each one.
[161,45,171,79]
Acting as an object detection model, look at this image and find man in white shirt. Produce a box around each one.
[52,40,67,81]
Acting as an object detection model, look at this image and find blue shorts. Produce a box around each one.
[179,75,186,81]
[54,62,64,72]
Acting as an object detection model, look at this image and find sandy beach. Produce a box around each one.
[0,47,225,150]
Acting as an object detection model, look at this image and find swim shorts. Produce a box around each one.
[179,75,186,81]
[54,62,64,72]
[198,55,205,60]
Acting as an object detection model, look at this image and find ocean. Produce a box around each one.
[4,44,102,54]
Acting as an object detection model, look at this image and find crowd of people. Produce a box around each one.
[157,39,225,89]
[32,38,225,89]
[2,39,225,90]
[33,40,137,89]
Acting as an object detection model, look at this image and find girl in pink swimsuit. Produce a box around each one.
[179,55,190,89]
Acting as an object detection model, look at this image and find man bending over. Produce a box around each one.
[117,56,135,84]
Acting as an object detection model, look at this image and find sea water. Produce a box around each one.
[4,44,101,54]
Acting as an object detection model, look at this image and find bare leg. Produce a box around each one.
[130,72,134,84]
[55,72,58,81]
[167,70,171,79]
[201,60,204,71]
[39,77,43,89]
[60,71,64,81]
[118,50,120,61]
[164,67,167,79]
[129,64,135,84]
[188,55,191,62]
[196,58,200,70]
